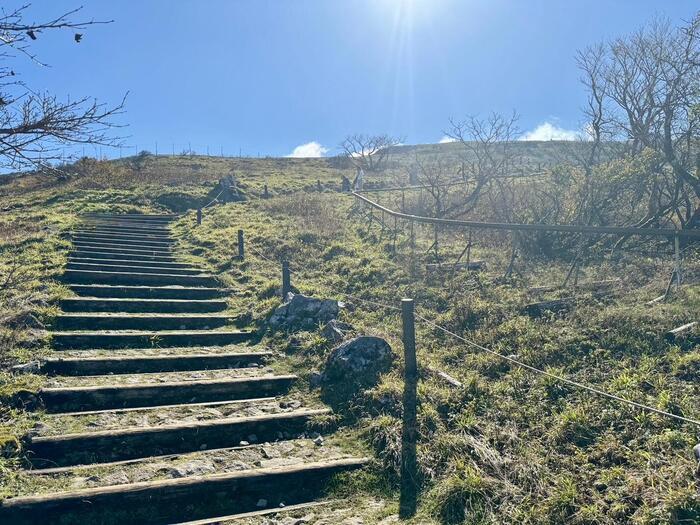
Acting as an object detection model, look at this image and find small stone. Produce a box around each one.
[239,440,249,446]
[313,436,324,446]
[280,400,302,410]
[261,446,279,459]
[256,498,268,507]
[10,361,41,374]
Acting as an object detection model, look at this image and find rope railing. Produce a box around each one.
[353,192,700,239]
[240,231,700,429]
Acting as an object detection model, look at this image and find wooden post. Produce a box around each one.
[674,233,682,289]
[196,208,202,226]
[317,179,322,192]
[263,184,269,199]
[281,260,291,300]
[399,298,418,519]
[465,229,473,270]
[237,229,245,259]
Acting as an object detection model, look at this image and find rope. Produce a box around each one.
[414,312,700,427]
[221,219,700,428]
[202,190,224,209]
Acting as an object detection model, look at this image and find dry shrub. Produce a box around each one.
[261,193,345,238]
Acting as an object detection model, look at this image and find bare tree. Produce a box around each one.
[0,4,124,172]
[339,133,402,172]
[580,13,700,230]
[444,111,521,219]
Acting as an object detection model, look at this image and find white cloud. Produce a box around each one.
[287,141,329,158]
[520,122,582,141]
[439,135,456,143]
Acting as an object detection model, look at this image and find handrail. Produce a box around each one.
[357,172,551,194]
[352,192,700,239]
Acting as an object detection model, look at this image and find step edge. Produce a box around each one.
[29,408,327,443]
[39,374,297,394]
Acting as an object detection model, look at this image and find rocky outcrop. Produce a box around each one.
[268,293,339,332]
[211,175,246,203]
[320,336,393,402]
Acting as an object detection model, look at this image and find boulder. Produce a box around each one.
[268,293,339,332]
[321,336,393,396]
[211,174,246,203]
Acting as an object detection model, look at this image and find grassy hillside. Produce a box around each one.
[1,152,699,523]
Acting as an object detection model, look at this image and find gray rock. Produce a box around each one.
[166,460,215,478]
[261,446,279,459]
[10,361,42,374]
[213,174,246,203]
[268,293,340,332]
[321,319,353,343]
[322,336,393,387]
[313,435,324,446]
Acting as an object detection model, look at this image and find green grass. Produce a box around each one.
[0,152,698,523]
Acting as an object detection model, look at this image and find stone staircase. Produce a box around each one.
[1,213,366,524]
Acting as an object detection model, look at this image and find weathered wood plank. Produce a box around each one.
[1,459,366,525]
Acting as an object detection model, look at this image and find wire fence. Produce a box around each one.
[232,224,700,430]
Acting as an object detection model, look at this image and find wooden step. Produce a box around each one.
[59,297,228,313]
[81,220,177,230]
[61,269,218,287]
[0,458,366,524]
[66,261,204,276]
[51,329,252,349]
[78,224,172,235]
[71,234,175,248]
[69,250,181,263]
[39,374,296,412]
[68,284,226,300]
[71,242,173,256]
[72,228,173,240]
[52,313,235,331]
[83,213,179,221]
[172,501,334,525]
[27,409,330,467]
[42,351,272,375]
[68,256,194,269]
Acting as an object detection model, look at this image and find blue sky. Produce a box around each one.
[13,0,700,158]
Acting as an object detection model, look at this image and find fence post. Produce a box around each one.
[264,184,269,199]
[281,260,291,300]
[196,208,202,226]
[237,229,245,259]
[674,232,682,289]
[399,298,418,519]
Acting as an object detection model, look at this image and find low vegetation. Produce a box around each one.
[2,149,697,523]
